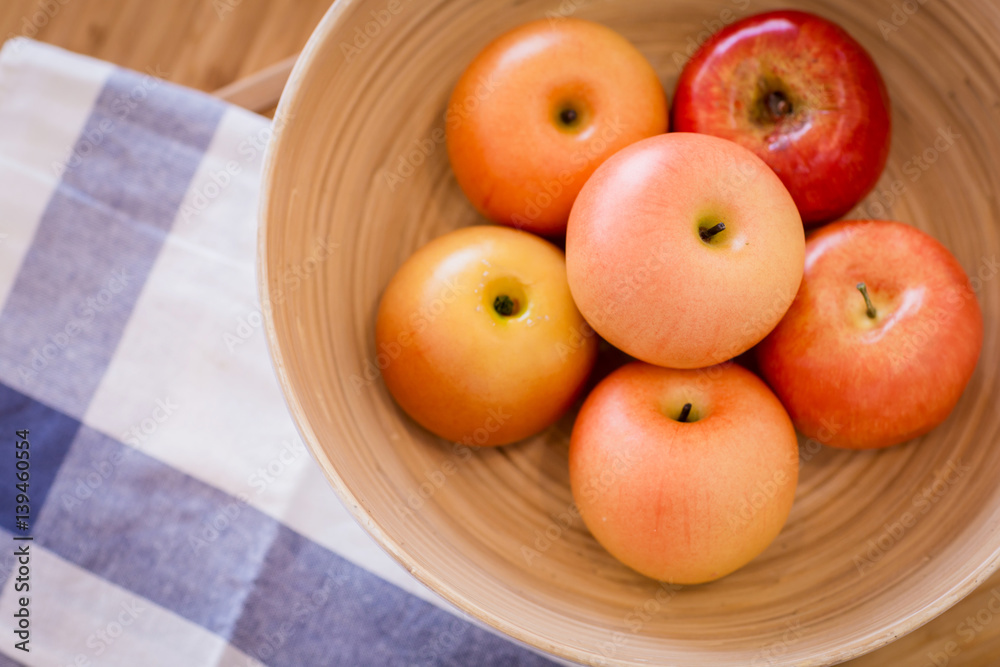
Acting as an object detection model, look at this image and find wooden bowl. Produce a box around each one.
[258,1,1000,664]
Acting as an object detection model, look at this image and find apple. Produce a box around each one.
[757,220,983,450]
[446,18,667,236]
[672,10,891,225]
[570,361,799,584]
[375,225,597,446]
[566,132,804,370]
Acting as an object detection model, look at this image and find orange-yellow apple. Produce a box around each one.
[375,225,597,446]
[566,132,804,369]
[672,10,891,226]
[757,220,983,449]
[446,18,667,236]
[570,361,799,584]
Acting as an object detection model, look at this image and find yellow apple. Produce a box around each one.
[376,225,597,446]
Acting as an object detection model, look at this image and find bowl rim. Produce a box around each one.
[255,1,1000,664]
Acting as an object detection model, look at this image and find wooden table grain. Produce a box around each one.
[1,1,998,665]
[0,0,331,115]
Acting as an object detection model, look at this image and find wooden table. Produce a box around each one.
[0,0,329,114]
[2,2,998,665]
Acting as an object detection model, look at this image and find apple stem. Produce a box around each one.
[699,222,726,241]
[559,108,578,125]
[856,283,877,319]
[677,403,693,423]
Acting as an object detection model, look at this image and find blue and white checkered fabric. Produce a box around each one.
[0,38,557,667]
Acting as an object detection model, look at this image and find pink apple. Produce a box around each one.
[570,361,799,584]
[566,132,804,369]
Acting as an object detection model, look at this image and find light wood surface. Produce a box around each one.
[260,0,1000,665]
[0,0,329,115]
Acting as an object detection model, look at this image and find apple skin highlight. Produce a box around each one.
[757,220,983,450]
[570,361,799,584]
[447,18,667,236]
[566,132,805,370]
[672,9,892,225]
[376,225,597,447]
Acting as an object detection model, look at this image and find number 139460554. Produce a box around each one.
[13,429,31,654]
[15,430,29,532]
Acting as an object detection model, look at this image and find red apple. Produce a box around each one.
[566,132,804,369]
[672,10,891,225]
[757,220,983,449]
[570,361,799,584]
[447,18,667,236]
[376,226,597,446]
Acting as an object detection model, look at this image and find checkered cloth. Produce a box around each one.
[0,38,558,667]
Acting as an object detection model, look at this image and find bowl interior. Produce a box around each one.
[259,0,1000,664]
